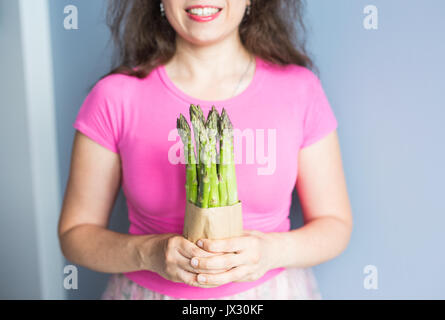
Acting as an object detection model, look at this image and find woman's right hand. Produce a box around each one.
[137,233,229,288]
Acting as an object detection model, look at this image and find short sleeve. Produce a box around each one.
[73,79,122,154]
[300,73,338,149]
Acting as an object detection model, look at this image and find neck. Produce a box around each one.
[168,31,253,80]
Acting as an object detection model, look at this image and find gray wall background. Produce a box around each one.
[307,0,445,299]
[1,0,444,299]
[49,0,129,299]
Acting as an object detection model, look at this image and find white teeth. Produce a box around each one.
[188,7,220,16]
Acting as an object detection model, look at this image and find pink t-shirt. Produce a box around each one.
[73,56,338,299]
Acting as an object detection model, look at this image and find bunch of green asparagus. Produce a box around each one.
[177,104,238,208]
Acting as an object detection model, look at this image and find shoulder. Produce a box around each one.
[79,73,145,120]
[259,59,323,103]
[90,73,144,99]
[260,59,318,81]
[260,59,321,91]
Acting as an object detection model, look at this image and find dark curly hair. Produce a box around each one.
[105,0,315,78]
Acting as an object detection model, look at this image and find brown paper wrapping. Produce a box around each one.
[183,201,243,243]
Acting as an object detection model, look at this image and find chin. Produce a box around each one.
[184,31,226,46]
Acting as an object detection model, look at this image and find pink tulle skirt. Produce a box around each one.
[101,267,322,300]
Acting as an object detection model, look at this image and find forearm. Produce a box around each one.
[59,224,161,274]
[267,216,352,269]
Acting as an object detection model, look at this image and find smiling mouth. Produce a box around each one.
[185,7,223,17]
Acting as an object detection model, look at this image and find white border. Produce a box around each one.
[18,0,65,299]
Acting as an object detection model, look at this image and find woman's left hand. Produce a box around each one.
[191,230,279,287]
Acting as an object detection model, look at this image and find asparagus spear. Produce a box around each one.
[177,114,198,204]
[213,108,227,206]
[220,108,239,205]
[191,105,211,208]
[189,104,206,181]
[205,107,220,208]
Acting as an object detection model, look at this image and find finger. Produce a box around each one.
[197,265,250,286]
[178,240,225,259]
[176,268,221,289]
[197,236,249,253]
[176,254,231,274]
[191,252,246,271]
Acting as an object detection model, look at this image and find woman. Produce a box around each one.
[58,0,352,300]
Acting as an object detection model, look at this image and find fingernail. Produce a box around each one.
[197,240,203,247]
[198,274,206,283]
[191,258,198,267]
